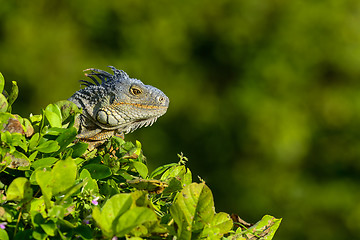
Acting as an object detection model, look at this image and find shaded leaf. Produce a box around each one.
[82,164,112,179]
[71,142,88,158]
[40,220,56,236]
[54,127,77,153]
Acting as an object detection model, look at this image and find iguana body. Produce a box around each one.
[68,66,169,149]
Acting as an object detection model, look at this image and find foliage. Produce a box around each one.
[2,1,360,239]
[0,74,280,239]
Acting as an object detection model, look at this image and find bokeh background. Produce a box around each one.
[1,0,360,239]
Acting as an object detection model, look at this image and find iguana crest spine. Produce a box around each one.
[68,66,169,148]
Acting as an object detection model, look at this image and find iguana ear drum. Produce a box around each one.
[96,109,118,126]
[96,110,108,125]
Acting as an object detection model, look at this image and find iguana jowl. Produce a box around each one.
[68,66,169,149]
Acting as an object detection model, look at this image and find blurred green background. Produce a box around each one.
[1,0,360,239]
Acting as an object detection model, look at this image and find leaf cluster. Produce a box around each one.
[0,73,281,239]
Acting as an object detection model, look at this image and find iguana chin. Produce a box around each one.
[68,66,169,149]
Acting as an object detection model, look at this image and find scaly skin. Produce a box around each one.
[68,66,169,149]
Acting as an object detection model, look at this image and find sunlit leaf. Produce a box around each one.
[31,157,58,170]
[79,169,99,193]
[45,104,62,128]
[51,157,77,195]
[92,193,133,237]
[0,94,8,113]
[244,215,282,240]
[132,161,148,178]
[35,140,60,153]
[0,72,4,93]
[170,182,215,239]
[7,81,18,112]
[0,228,9,240]
[114,207,157,237]
[6,177,32,201]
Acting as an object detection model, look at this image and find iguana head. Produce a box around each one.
[69,66,169,137]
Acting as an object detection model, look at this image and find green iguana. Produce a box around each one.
[68,66,169,149]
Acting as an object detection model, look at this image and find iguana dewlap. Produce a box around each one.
[68,66,169,149]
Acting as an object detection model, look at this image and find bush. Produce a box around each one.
[0,72,281,239]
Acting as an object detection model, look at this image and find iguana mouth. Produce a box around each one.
[114,101,168,109]
[123,117,159,134]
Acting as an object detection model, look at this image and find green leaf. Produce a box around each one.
[92,193,133,237]
[45,104,62,128]
[71,142,88,158]
[82,164,112,179]
[55,100,81,123]
[0,72,4,93]
[202,212,233,239]
[35,140,60,153]
[149,163,177,178]
[40,220,56,236]
[29,198,46,219]
[244,215,282,240]
[31,157,58,170]
[48,205,65,220]
[0,228,9,240]
[7,81,18,112]
[29,133,40,150]
[32,230,48,240]
[54,127,77,153]
[74,225,93,240]
[79,169,99,192]
[170,182,215,239]
[114,207,157,237]
[132,161,148,178]
[161,165,192,187]
[162,177,183,194]
[35,169,53,207]
[6,177,33,201]
[0,94,8,113]
[127,179,168,194]
[51,157,77,195]
[4,150,30,169]
[44,127,66,136]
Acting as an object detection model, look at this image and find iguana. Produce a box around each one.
[68,66,169,149]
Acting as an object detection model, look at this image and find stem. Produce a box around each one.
[14,208,23,237]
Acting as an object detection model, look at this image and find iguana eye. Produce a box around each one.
[130,86,142,95]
